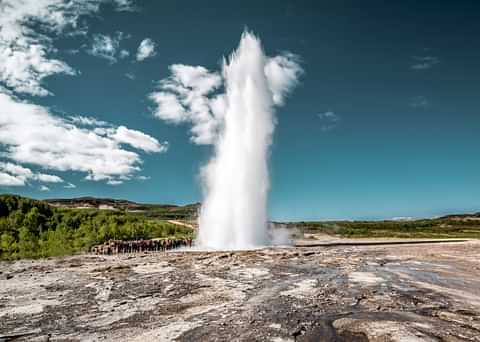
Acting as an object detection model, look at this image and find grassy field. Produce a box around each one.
[288,217,480,239]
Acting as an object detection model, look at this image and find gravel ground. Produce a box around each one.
[1,240,480,341]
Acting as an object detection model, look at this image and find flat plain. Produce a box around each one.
[1,240,480,341]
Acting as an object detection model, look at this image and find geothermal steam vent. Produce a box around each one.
[150,31,302,249]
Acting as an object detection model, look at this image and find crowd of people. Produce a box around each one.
[91,238,193,255]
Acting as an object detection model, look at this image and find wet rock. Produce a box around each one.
[1,241,480,341]
[29,334,51,342]
[291,325,306,339]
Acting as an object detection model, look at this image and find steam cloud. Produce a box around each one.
[150,31,302,249]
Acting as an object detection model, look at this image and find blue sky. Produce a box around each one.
[1,0,479,220]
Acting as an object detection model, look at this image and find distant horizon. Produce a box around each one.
[1,192,477,222]
[1,1,479,222]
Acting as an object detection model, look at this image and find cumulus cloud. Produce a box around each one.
[136,38,156,61]
[149,92,187,123]
[35,173,64,183]
[0,162,34,179]
[111,126,168,153]
[0,172,25,187]
[64,182,76,189]
[88,32,128,63]
[265,53,303,105]
[39,185,50,191]
[0,93,167,185]
[149,64,223,144]
[0,1,169,188]
[411,56,439,70]
[0,161,63,187]
[0,162,31,186]
[119,49,130,59]
[318,111,340,131]
[149,51,301,145]
[0,0,132,96]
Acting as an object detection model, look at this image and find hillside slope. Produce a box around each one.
[45,197,200,220]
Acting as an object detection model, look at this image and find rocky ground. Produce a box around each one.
[1,240,480,341]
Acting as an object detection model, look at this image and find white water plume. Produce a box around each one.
[150,31,302,249]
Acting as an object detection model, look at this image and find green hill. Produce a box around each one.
[0,194,193,260]
[45,197,200,220]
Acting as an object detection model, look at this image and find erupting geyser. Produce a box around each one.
[150,31,302,249]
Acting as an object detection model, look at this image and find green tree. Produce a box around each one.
[18,226,38,258]
[24,207,46,234]
[1,231,17,258]
[38,228,70,257]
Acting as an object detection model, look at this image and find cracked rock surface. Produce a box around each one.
[1,241,480,341]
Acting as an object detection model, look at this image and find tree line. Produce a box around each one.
[0,195,193,260]
[289,218,480,239]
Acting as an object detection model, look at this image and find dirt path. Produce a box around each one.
[167,219,196,229]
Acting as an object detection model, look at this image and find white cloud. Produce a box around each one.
[0,0,132,96]
[149,52,301,145]
[64,182,76,189]
[265,53,303,105]
[39,185,50,191]
[0,161,34,186]
[0,161,63,186]
[317,111,340,131]
[149,92,188,123]
[35,173,63,183]
[88,32,127,63]
[149,64,223,144]
[0,162,34,179]
[0,172,25,186]
[0,1,165,188]
[411,56,439,70]
[119,49,130,59]
[136,38,156,61]
[107,179,123,186]
[111,126,168,153]
[0,38,77,96]
[69,115,109,126]
[0,92,166,184]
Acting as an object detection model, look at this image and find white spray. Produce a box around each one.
[150,31,301,250]
[197,34,273,249]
